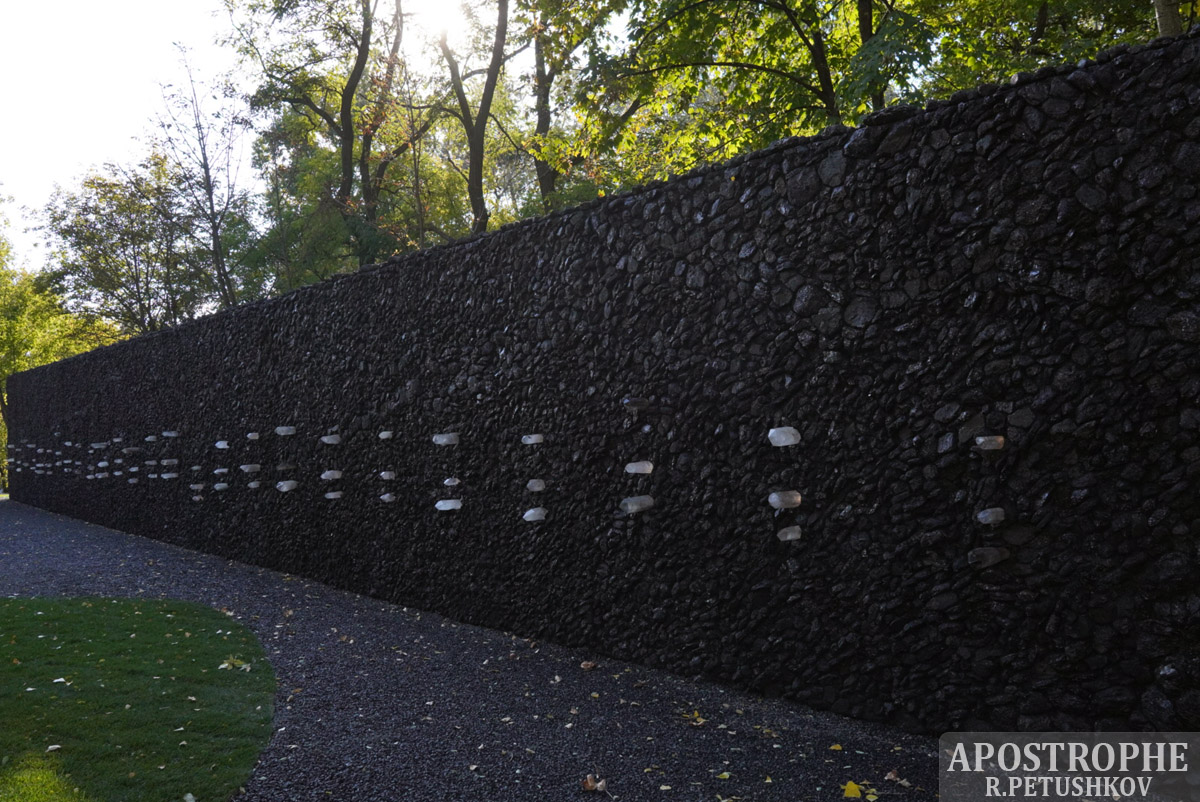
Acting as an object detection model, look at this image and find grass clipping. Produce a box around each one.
[0,597,275,802]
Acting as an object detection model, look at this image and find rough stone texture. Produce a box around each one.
[9,31,1200,735]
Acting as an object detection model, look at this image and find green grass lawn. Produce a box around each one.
[0,597,276,802]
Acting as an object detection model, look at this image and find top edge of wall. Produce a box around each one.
[17,25,1200,377]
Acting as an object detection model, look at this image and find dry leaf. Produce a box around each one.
[716,771,731,779]
[582,774,600,791]
[830,744,843,751]
[581,661,597,670]
[842,780,862,798]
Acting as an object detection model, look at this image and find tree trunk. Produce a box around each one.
[533,29,558,211]
[338,0,374,213]
[440,0,508,236]
[809,27,842,125]
[856,0,885,111]
[1154,0,1184,36]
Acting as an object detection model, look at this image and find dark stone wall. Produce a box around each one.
[10,32,1200,734]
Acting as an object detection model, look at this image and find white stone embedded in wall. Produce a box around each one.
[776,526,802,542]
[214,483,229,491]
[240,464,261,473]
[521,434,544,445]
[320,434,342,445]
[248,481,261,489]
[768,490,803,509]
[190,484,205,491]
[378,430,394,439]
[324,491,343,499]
[975,435,1005,450]
[321,470,342,480]
[163,431,179,438]
[277,480,298,492]
[435,499,462,511]
[215,441,230,449]
[247,432,260,440]
[767,427,802,447]
[619,495,655,514]
[523,507,547,522]
[526,479,546,492]
[380,493,397,502]
[444,477,460,487]
[624,461,654,475]
[976,507,1006,525]
[275,426,296,436]
[432,432,460,446]
[379,471,396,480]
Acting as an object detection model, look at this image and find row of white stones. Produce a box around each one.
[10,425,814,538]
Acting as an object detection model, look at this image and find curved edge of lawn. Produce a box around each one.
[0,596,276,802]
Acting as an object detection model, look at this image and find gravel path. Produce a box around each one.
[0,500,940,801]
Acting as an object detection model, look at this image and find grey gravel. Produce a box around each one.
[0,500,940,801]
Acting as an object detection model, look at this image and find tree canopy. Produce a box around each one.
[26,0,1190,327]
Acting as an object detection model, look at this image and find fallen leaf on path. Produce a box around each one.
[842,780,862,798]
[581,773,608,791]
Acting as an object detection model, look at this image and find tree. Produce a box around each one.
[43,154,211,335]
[227,0,438,265]
[580,0,1165,185]
[156,57,265,307]
[1153,0,1184,36]
[514,0,627,211]
[908,0,1158,99]
[436,0,512,234]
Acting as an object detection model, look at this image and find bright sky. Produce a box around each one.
[0,0,460,272]
[0,0,242,269]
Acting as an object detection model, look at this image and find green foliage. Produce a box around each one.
[42,154,213,335]
[910,0,1160,97]
[575,0,1168,187]
[227,0,432,265]
[0,597,274,802]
